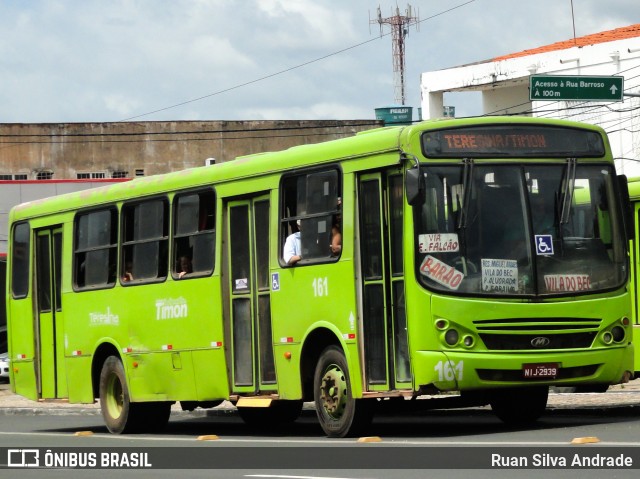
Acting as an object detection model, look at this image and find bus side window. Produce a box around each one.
[11,222,30,298]
[121,198,169,283]
[280,168,341,265]
[73,209,117,289]
[173,189,216,279]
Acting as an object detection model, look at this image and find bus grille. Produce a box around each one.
[473,317,601,351]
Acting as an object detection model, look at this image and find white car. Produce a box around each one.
[0,352,9,381]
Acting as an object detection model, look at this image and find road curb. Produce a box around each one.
[0,401,639,417]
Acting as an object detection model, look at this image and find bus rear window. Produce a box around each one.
[11,222,30,298]
[422,125,605,158]
[74,208,118,289]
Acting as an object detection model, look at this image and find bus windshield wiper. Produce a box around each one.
[457,158,474,230]
[559,157,577,226]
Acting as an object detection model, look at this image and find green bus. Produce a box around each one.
[6,117,634,437]
[623,177,640,375]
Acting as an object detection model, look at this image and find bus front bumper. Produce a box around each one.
[413,345,634,392]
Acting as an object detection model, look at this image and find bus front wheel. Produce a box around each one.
[490,386,548,426]
[314,346,374,438]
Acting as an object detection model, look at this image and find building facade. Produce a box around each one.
[0,119,381,180]
[421,24,640,176]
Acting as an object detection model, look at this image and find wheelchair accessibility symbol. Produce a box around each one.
[534,235,554,256]
[271,272,280,291]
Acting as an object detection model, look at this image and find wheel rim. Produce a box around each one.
[319,363,348,419]
[105,373,124,419]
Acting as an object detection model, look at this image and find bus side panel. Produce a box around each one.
[271,261,363,398]
[272,343,303,398]
[191,349,230,400]
[7,299,38,400]
[127,351,198,401]
[65,356,94,403]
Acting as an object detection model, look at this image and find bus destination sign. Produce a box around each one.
[422,125,605,158]
[529,75,624,101]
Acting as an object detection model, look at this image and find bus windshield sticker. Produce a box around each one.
[481,258,518,293]
[534,235,554,255]
[235,278,248,289]
[419,255,464,290]
[419,233,459,253]
[544,274,591,292]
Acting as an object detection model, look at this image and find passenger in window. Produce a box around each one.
[178,255,193,279]
[123,261,133,282]
[330,197,342,256]
[283,220,302,265]
[330,222,342,256]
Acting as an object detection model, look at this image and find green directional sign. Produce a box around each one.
[529,75,624,101]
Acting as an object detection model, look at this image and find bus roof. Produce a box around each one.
[8,116,608,222]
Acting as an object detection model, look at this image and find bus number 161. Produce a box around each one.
[312,277,329,297]
[434,360,464,381]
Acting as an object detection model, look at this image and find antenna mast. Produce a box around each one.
[371,4,419,105]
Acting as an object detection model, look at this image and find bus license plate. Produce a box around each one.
[523,363,559,379]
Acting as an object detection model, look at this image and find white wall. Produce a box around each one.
[421,34,640,176]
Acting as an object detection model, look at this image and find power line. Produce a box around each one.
[120,1,476,122]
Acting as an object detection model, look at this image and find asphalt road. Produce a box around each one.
[1,405,640,478]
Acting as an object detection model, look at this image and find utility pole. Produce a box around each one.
[371,4,419,105]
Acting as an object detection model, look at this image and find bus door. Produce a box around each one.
[358,171,411,391]
[34,226,64,399]
[225,196,276,394]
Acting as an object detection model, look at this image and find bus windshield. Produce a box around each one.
[414,163,627,296]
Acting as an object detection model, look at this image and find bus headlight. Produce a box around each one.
[444,329,459,346]
[602,331,613,345]
[462,335,474,348]
[611,325,625,343]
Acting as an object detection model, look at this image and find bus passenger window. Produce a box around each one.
[11,222,30,298]
[73,209,117,289]
[172,189,215,279]
[280,169,341,265]
[121,199,169,283]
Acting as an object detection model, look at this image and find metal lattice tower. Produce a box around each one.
[371,4,419,105]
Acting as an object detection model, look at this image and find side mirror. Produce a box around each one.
[406,167,425,206]
[617,174,634,241]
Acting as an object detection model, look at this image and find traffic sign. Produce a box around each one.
[529,75,624,101]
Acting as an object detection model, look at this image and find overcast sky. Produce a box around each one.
[0,0,637,124]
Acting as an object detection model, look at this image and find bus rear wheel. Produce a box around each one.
[99,356,136,434]
[314,346,374,438]
[99,356,172,434]
[490,386,548,426]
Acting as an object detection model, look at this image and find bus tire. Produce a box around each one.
[490,386,548,426]
[314,346,374,438]
[238,400,303,428]
[99,356,138,434]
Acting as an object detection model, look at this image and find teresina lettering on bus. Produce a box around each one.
[155,297,188,320]
[442,134,546,149]
[89,307,120,326]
